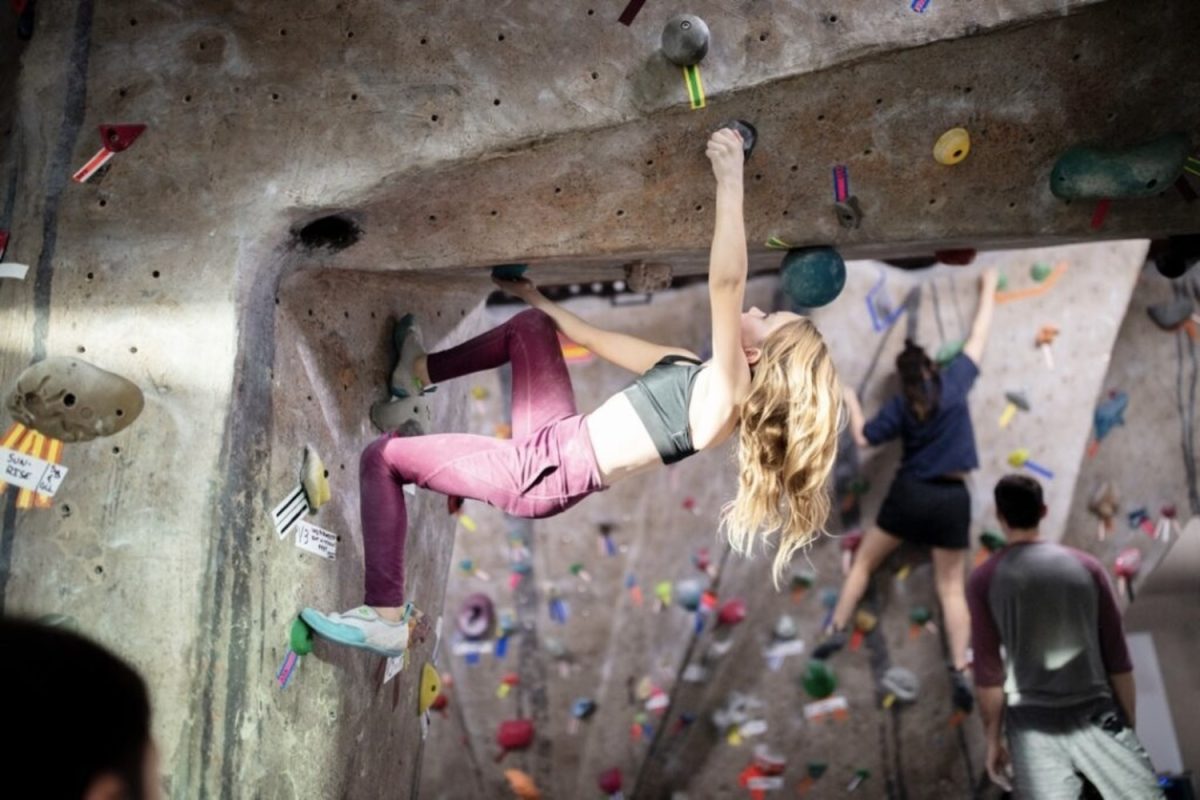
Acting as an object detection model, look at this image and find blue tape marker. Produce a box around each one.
[495,634,509,660]
[865,271,907,332]
[911,0,931,12]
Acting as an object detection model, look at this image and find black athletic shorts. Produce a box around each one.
[876,474,970,549]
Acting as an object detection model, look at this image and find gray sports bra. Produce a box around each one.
[621,355,705,465]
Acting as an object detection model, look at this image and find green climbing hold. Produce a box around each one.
[780,247,846,309]
[909,605,932,625]
[1030,263,1052,283]
[997,274,1009,291]
[791,569,816,590]
[491,264,528,281]
[807,762,828,779]
[935,340,964,366]
[1050,132,1192,200]
[980,530,1007,552]
[801,659,837,699]
[291,617,314,656]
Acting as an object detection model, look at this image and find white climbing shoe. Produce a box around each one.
[300,603,426,659]
[389,313,428,399]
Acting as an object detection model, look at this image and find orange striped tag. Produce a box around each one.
[0,423,65,509]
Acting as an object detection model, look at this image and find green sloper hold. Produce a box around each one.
[780,247,846,309]
[1050,132,1191,200]
[291,618,314,655]
[801,659,837,699]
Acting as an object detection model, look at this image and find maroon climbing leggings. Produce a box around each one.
[361,309,606,607]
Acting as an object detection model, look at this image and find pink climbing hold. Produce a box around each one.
[598,767,623,795]
[717,597,747,627]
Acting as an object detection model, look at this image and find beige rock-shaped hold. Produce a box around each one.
[7,357,144,442]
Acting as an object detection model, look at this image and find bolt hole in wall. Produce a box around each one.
[295,215,361,251]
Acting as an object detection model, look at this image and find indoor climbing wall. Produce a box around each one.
[1061,260,1200,775]
[2,0,1198,797]
[418,241,1144,800]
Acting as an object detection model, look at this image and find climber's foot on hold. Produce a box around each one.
[370,395,430,435]
[389,313,428,399]
[811,627,848,661]
[300,602,427,659]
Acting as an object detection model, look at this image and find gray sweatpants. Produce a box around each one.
[1007,701,1163,799]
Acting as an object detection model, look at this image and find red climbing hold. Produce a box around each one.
[99,124,147,152]
[717,597,747,627]
[495,719,535,762]
[935,249,976,266]
[598,767,623,794]
[0,230,8,261]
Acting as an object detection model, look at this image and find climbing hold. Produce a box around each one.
[801,659,838,699]
[933,128,970,166]
[661,14,709,66]
[36,613,77,629]
[935,249,976,266]
[72,124,148,183]
[791,569,815,591]
[773,614,798,641]
[818,587,839,610]
[935,340,964,366]
[598,767,623,795]
[909,606,932,625]
[853,609,878,633]
[0,229,8,260]
[419,663,441,715]
[716,119,758,162]
[712,691,763,732]
[1035,324,1059,369]
[1147,298,1193,330]
[880,666,920,703]
[834,197,863,230]
[1008,448,1054,479]
[503,768,541,799]
[1051,133,1191,199]
[1031,263,1053,283]
[717,597,747,627]
[998,390,1030,429]
[675,578,703,611]
[847,768,871,792]
[980,530,1007,552]
[780,247,846,309]
[301,445,331,512]
[623,260,673,294]
[496,719,536,762]
[457,593,495,640]
[1114,547,1142,602]
[290,617,314,656]
[7,357,144,442]
[491,264,528,281]
[1152,234,1200,279]
[753,743,787,774]
[1093,390,1128,443]
[571,698,597,719]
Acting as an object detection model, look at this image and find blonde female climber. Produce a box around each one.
[301,128,844,657]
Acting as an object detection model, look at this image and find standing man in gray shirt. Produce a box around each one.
[967,475,1163,798]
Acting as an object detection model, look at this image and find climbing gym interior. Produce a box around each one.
[2,2,1198,798]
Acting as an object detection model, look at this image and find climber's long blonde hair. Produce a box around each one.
[720,317,843,588]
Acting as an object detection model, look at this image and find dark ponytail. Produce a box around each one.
[897,340,940,422]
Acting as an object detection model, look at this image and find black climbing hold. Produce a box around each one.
[661,14,709,67]
[1152,234,1200,280]
[716,119,757,162]
[1147,298,1193,330]
[295,214,361,251]
[491,263,528,281]
[834,196,862,229]
[1050,133,1192,200]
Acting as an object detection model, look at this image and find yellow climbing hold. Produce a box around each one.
[933,128,971,166]
[419,663,441,715]
[301,445,331,511]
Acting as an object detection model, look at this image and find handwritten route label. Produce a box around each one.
[294,521,337,560]
[1,447,68,496]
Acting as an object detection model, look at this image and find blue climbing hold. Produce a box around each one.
[780,247,846,309]
[1050,133,1192,200]
[492,264,528,281]
[1093,391,1128,442]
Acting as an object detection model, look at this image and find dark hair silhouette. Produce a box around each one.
[994,474,1045,529]
[897,340,940,422]
[0,617,151,798]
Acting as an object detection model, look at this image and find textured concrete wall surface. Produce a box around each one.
[1,0,1198,797]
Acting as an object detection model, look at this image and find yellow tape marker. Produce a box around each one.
[0,423,65,509]
[766,236,793,250]
[683,65,705,110]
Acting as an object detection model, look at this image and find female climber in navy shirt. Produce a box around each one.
[815,268,998,712]
[300,128,845,659]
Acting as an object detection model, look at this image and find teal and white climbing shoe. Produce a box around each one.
[370,395,431,435]
[300,603,425,658]
[389,313,428,399]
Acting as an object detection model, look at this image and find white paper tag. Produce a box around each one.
[0,263,29,280]
[763,640,806,660]
[746,777,784,791]
[1,447,68,495]
[803,695,848,720]
[293,520,337,560]
[739,719,768,737]
[271,484,307,538]
[681,664,709,683]
[383,653,406,684]
[452,640,495,656]
[645,692,669,712]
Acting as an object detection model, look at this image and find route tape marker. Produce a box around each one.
[0,263,29,280]
[765,236,793,250]
[618,0,647,26]
[271,484,307,538]
[683,65,706,110]
[0,423,67,509]
[72,124,147,184]
[1185,156,1200,177]
[911,0,931,12]
[832,165,850,203]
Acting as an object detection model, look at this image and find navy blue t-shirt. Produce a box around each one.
[863,353,980,479]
